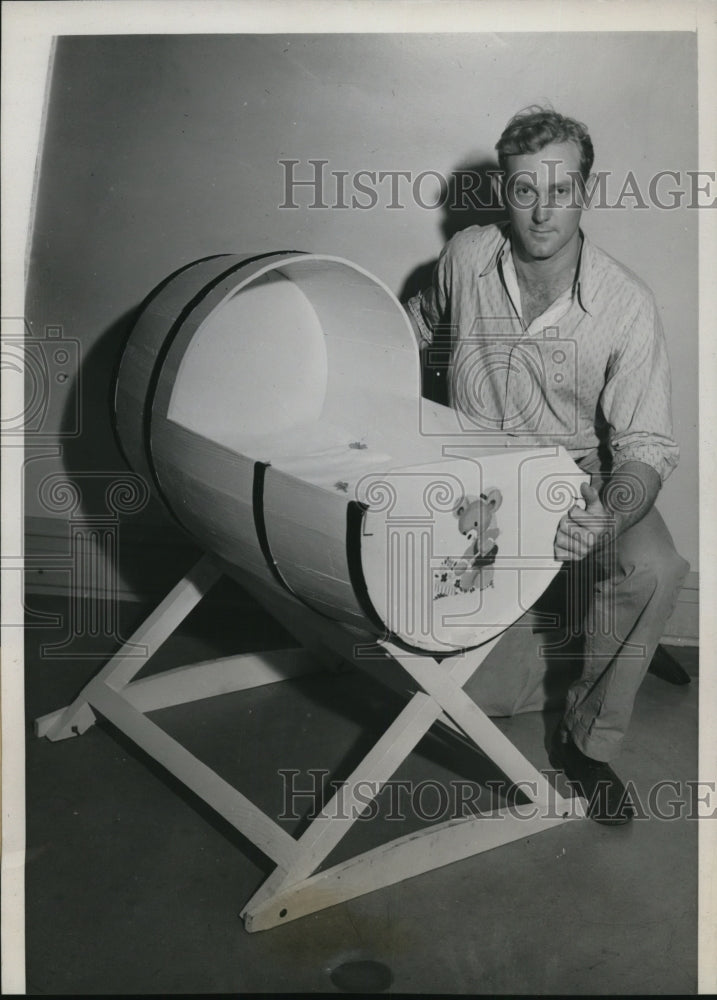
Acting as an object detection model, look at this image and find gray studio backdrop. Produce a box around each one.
[24,32,698,635]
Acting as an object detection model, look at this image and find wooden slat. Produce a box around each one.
[239,628,520,916]
[35,553,583,936]
[388,646,562,812]
[239,681,454,918]
[35,702,96,740]
[39,555,222,741]
[263,464,366,623]
[242,569,379,666]
[289,689,449,879]
[247,576,471,753]
[243,803,583,931]
[88,684,298,870]
[115,254,241,483]
[102,555,222,691]
[122,649,319,712]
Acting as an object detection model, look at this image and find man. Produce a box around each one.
[406,107,690,825]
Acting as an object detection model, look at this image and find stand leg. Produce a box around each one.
[389,646,563,812]
[36,559,585,935]
[241,630,582,931]
[35,555,222,740]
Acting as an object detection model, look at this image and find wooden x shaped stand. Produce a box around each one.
[35,554,585,932]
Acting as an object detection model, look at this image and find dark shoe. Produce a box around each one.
[648,644,691,685]
[549,728,634,826]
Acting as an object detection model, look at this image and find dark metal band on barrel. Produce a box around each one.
[141,251,300,526]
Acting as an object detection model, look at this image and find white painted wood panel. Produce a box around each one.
[114,252,589,653]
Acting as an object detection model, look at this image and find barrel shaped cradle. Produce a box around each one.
[115,251,587,654]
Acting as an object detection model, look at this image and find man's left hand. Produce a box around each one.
[554,482,616,562]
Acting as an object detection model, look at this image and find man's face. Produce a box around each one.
[503,141,585,261]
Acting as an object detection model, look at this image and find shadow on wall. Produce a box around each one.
[398,159,506,407]
[46,160,504,618]
[55,303,203,606]
[52,276,281,639]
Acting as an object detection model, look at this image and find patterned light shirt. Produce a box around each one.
[406,224,679,482]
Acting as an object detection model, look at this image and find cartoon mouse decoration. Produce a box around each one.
[433,487,503,598]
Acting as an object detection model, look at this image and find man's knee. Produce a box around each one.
[653,548,691,589]
[616,513,690,592]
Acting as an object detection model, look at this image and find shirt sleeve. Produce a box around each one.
[405,240,453,347]
[599,291,679,483]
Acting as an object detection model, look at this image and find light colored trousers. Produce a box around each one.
[464,488,690,763]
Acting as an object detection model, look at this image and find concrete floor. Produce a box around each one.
[24,589,698,995]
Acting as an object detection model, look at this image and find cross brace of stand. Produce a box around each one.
[35,554,585,932]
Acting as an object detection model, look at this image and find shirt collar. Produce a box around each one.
[478,224,511,278]
[479,225,596,316]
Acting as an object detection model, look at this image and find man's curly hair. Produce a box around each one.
[495,106,594,181]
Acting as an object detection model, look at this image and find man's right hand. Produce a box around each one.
[554,482,615,561]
